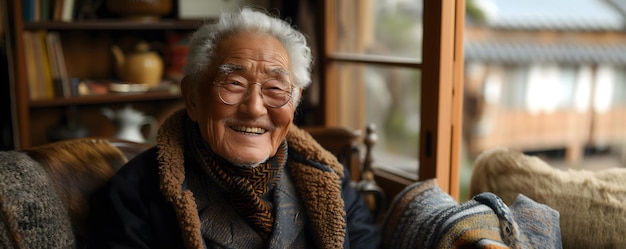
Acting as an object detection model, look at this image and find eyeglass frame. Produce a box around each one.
[212,74,295,108]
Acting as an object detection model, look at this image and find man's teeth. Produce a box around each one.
[232,126,266,134]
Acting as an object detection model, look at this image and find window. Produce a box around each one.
[321,0,465,198]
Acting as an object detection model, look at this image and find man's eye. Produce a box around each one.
[222,75,248,85]
[263,80,290,91]
[264,86,283,91]
[226,80,244,86]
[221,80,247,92]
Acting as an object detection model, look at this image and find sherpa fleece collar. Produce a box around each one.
[155,109,346,249]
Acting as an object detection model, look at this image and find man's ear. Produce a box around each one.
[180,76,198,121]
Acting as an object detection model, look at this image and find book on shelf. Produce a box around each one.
[44,32,61,97]
[23,0,44,22]
[22,0,75,22]
[45,32,72,97]
[22,0,36,22]
[40,0,51,21]
[23,30,65,100]
[53,0,64,21]
[33,30,55,99]
[61,0,75,22]
[22,31,40,100]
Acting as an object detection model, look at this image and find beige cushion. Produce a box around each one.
[470,147,626,249]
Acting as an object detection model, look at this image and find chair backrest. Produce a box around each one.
[20,138,150,245]
[303,125,386,221]
[302,126,363,181]
[104,138,152,170]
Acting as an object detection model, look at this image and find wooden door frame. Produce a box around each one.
[321,0,465,200]
[419,0,465,199]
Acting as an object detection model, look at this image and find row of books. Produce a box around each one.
[23,0,76,22]
[22,30,73,100]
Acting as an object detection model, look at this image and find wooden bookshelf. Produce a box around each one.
[7,1,204,148]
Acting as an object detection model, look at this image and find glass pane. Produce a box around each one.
[333,0,423,60]
[330,63,421,176]
[462,0,626,200]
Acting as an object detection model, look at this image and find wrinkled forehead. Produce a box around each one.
[216,63,290,78]
[210,32,290,70]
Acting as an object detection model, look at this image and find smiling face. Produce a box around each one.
[182,32,296,168]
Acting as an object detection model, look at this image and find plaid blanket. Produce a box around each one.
[381,179,562,249]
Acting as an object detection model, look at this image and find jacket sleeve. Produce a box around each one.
[341,166,382,249]
[87,148,183,249]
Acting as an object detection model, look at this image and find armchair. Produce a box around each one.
[0,133,567,249]
[0,126,384,248]
[0,138,149,248]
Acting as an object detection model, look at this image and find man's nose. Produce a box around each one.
[239,83,267,114]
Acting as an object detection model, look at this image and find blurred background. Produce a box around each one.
[327,0,626,200]
[2,0,625,201]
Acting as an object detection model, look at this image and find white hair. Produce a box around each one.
[184,7,313,104]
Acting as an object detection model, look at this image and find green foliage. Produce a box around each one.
[466,0,487,23]
[384,110,420,157]
[376,10,416,49]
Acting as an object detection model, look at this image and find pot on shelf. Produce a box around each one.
[106,0,173,21]
[111,41,163,87]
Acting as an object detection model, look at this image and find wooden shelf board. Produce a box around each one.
[23,19,208,30]
[29,90,181,107]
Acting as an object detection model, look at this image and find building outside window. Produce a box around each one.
[462,0,626,199]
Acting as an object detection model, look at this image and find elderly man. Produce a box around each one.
[88,7,380,249]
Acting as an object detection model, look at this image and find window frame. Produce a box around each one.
[320,0,465,199]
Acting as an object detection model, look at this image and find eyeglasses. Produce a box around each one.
[213,74,294,108]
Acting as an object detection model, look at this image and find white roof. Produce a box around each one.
[474,0,625,31]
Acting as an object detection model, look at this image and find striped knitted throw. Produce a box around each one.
[381,179,562,249]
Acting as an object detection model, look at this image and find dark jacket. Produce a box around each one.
[88,110,380,249]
